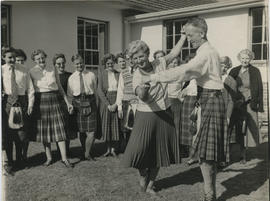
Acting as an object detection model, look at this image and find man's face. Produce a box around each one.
[74,58,85,72]
[185,25,204,49]
[3,52,15,65]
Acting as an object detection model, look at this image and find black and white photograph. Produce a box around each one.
[1,0,269,200]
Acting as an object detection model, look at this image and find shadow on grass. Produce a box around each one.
[155,166,203,191]
[218,142,268,201]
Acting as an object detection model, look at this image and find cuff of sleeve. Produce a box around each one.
[150,74,159,83]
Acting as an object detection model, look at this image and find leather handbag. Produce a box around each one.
[79,99,92,116]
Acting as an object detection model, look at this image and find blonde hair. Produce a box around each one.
[127,40,150,59]
[237,49,254,61]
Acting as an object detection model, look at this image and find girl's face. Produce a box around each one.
[16,56,25,65]
[73,58,84,72]
[117,57,126,69]
[155,52,165,59]
[239,53,251,67]
[132,50,149,70]
[34,53,46,68]
[55,57,66,73]
[106,59,114,70]
[3,52,16,65]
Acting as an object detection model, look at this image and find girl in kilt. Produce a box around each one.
[121,37,186,195]
[67,54,97,161]
[98,54,120,157]
[29,49,73,168]
[142,18,229,201]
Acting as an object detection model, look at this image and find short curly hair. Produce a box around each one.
[15,49,27,61]
[237,49,254,61]
[115,52,125,63]
[31,49,47,61]
[127,40,150,59]
[153,50,165,59]
[71,54,83,62]
[102,53,115,66]
[53,53,66,65]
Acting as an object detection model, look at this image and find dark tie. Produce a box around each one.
[79,72,85,95]
[10,66,18,103]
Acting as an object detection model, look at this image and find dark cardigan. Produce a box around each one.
[229,64,264,112]
[97,68,120,107]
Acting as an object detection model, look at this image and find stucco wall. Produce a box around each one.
[6,1,123,72]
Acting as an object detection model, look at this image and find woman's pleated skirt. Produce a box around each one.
[190,88,229,163]
[121,108,181,169]
[31,91,66,143]
[100,91,120,142]
[169,98,182,139]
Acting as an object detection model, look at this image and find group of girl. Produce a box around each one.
[2,16,263,201]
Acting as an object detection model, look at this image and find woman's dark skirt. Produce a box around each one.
[121,108,181,169]
[100,91,120,142]
[30,91,66,143]
[181,96,197,146]
[72,95,97,133]
[169,98,182,139]
[190,88,229,163]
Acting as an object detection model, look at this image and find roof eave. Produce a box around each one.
[125,0,267,23]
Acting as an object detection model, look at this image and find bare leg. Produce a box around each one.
[200,160,217,201]
[139,169,148,191]
[84,132,95,159]
[103,142,111,157]
[146,168,159,195]
[58,141,73,168]
[43,142,52,166]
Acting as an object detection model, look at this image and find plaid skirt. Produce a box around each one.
[72,95,97,133]
[169,98,182,139]
[121,108,181,169]
[100,91,120,142]
[190,88,229,162]
[181,96,197,146]
[30,91,66,143]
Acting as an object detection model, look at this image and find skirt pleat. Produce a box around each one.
[190,88,229,162]
[31,91,66,143]
[121,108,181,169]
[100,91,120,142]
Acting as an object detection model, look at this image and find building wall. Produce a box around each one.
[6,1,124,72]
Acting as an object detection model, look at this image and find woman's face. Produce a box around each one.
[74,58,85,72]
[239,53,251,67]
[55,57,66,73]
[16,56,25,65]
[220,57,230,75]
[132,50,149,70]
[105,59,114,70]
[117,57,126,69]
[170,58,179,68]
[34,53,46,68]
[155,52,165,59]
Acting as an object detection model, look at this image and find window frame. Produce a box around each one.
[1,4,11,47]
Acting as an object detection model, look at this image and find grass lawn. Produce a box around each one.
[2,135,269,201]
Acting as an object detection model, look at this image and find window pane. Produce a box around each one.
[252,8,263,26]
[175,35,181,45]
[182,49,190,61]
[166,21,173,35]
[190,48,197,54]
[167,36,173,49]
[252,27,262,43]
[85,51,92,65]
[78,35,84,49]
[263,44,268,60]
[77,19,84,35]
[183,39,189,48]
[93,52,99,65]
[78,50,85,61]
[86,22,92,36]
[175,21,186,34]
[252,44,262,60]
[92,24,98,36]
[86,36,92,49]
[1,6,9,47]
[92,36,98,50]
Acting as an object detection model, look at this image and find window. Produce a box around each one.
[250,7,268,60]
[164,18,196,61]
[77,18,108,68]
[1,5,11,47]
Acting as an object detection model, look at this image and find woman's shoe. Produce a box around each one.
[111,149,118,158]
[43,159,53,167]
[187,158,199,166]
[146,186,157,196]
[61,160,74,168]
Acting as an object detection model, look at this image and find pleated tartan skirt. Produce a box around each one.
[100,91,120,142]
[190,88,229,163]
[169,98,182,139]
[181,95,197,146]
[121,108,181,169]
[31,91,66,143]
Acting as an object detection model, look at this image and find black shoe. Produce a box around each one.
[61,160,74,168]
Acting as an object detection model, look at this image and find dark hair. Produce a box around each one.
[2,47,16,57]
[186,17,208,39]
[115,52,125,63]
[71,54,83,62]
[14,49,27,61]
[153,50,165,59]
[102,53,115,66]
[53,53,66,65]
[31,49,47,61]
